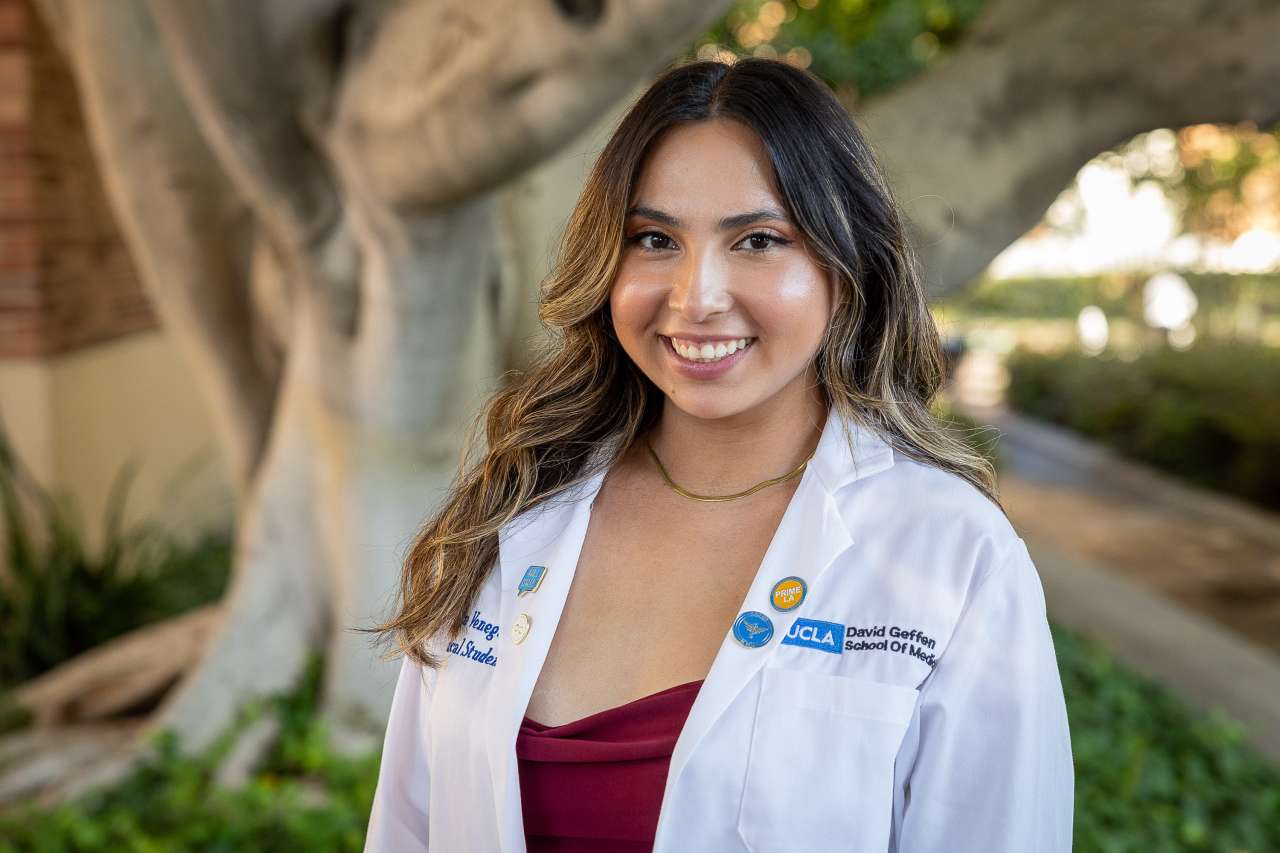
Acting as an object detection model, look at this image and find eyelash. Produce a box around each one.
[624,230,793,254]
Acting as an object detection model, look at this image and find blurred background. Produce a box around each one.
[0,0,1277,850]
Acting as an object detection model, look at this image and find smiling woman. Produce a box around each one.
[363,57,1074,853]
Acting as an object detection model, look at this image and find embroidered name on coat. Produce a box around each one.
[844,624,938,667]
[446,609,500,667]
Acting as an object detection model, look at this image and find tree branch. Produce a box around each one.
[143,0,345,260]
[859,0,1280,296]
[330,0,733,214]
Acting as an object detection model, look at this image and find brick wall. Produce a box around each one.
[0,0,156,360]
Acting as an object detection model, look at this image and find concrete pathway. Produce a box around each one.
[947,350,1280,760]
[1025,529,1280,761]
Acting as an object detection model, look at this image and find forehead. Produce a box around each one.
[629,118,785,218]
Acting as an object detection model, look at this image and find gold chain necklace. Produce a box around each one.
[645,438,815,502]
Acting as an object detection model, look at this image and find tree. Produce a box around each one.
[16,0,732,803]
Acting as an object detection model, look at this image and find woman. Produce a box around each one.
[363,57,1074,852]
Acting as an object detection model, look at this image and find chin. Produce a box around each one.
[662,392,759,423]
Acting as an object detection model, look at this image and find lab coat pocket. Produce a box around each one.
[736,666,919,853]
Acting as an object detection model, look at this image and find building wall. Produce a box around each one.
[0,0,232,557]
[0,0,156,359]
[6,332,234,549]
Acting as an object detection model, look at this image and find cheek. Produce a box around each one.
[609,274,660,339]
[607,283,634,343]
[752,273,832,347]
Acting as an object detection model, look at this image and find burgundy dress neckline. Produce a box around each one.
[522,677,705,730]
[516,678,704,851]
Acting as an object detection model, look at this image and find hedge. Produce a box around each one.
[1005,343,1280,511]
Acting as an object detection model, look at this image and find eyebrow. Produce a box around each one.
[625,204,791,231]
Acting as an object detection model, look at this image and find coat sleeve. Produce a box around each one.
[897,537,1075,852]
[364,654,433,851]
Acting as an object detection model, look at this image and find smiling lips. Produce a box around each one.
[665,336,755,363]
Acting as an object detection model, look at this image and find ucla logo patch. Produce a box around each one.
[770,576,807,611]
[518,564,547,596]
[732,610,775,648]
[782,617,845,655]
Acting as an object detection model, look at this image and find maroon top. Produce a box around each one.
[516,679,704,852]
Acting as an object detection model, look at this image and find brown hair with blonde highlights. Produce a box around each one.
[366,57,1001,668]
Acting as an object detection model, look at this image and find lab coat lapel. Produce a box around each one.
[662,408,894,796]
[487,465,609,853]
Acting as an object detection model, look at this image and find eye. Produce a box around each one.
[624,230,677,252]
[737,231,792,253]
[625,230,793,254]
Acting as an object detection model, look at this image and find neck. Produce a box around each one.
[646,382,828,498]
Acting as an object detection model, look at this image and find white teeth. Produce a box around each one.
[668,336,753,362]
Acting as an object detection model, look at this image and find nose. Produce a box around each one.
[668,248,732,322]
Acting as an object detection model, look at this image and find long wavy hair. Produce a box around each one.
[368,57,1001,668]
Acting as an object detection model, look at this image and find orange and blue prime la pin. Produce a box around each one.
[518,565,547,596]
[770,576,807,612]
[732,610,774,648]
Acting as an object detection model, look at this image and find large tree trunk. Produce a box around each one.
[13,0,732,806]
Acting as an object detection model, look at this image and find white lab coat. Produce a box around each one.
[365,407,1075,852]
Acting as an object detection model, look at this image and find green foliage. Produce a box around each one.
[940,271,1280,330]
[1164,125,1280,241]
[1005,343,1280,510]
[0,419,232,692]
[3,627,1277,850]
[0,655,381,853]
[943,274,1136,320]
[698,0,989,98]
[1054,622,1280,851]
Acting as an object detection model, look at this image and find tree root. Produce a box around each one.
[13,605,224,727]
[0,606,223,808]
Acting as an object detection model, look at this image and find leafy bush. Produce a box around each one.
[0,420,233,693]
[1056,623,1280,851]
[699,0,990,99]
[945,273,1137,320]
[941,271,1280,329]
[1006,343,1280,510]
[0,656,380,852]
[3,625,1277,851]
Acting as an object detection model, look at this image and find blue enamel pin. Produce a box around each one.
[732,610,775,648]
[518,564,547,596]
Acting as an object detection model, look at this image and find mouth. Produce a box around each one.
[661,335,757,363]
[659,334,756,377]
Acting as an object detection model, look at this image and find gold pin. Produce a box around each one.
[512,612,533,645]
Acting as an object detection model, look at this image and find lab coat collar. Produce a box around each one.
[488,406,894,852]
[495,406,893,591]
[807,404,896,495]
